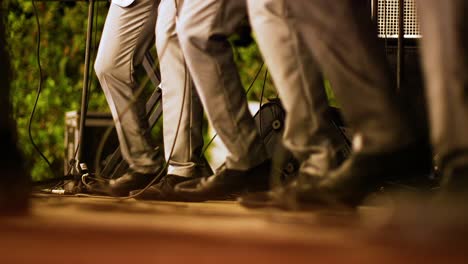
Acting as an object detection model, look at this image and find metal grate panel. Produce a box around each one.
[376,0,421,38]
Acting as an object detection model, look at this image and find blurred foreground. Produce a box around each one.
[1,193,468,263]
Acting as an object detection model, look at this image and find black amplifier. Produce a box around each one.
[64,111,118,175]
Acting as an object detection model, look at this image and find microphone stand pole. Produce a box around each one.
[75,0,95,177]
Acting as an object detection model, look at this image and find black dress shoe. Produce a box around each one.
[109,170,159,197]
[130,174,196,201]
[295,143,433,207]
[175,160,272,201]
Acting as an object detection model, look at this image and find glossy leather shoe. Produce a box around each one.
[130,174,196,201]
[109,170,160,197]
[175,160,272,202]
[295,142,433,207]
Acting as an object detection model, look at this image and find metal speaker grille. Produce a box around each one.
[377,0,421,38]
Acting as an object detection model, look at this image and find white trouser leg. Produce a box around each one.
[157,0,212,177]
[178,0,268,170]
[94,0,160,174]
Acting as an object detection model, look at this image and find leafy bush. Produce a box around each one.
[5,0,108,180]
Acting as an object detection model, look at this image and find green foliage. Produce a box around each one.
[324,79,338,107]
[5,0,108,180]
[234,42,277,101]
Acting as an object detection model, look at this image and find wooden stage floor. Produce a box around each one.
[0,194,467,263]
